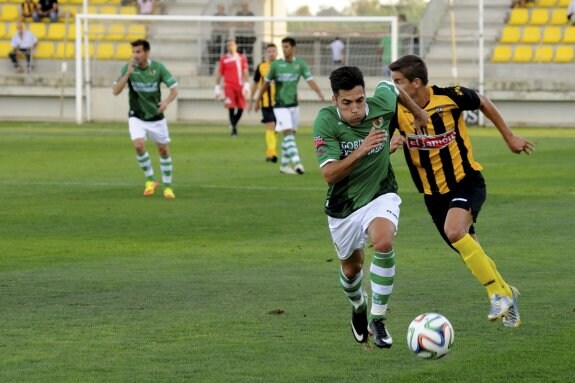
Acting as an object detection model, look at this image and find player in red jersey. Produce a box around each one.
[214,38,250,137]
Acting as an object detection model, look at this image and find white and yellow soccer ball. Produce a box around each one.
[407,313,454,359]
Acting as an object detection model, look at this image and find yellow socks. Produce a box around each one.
[265,129,277,158]
[452,234,511,297]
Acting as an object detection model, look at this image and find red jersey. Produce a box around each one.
[218,53,247,89]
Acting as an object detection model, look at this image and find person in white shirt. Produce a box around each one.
[568,0,575,25]
[329,37,345,66]
[9,22,37,73]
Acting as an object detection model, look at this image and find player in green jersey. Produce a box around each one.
[112,39,178,199]
[313,66,427,349]
[258,37,325,175]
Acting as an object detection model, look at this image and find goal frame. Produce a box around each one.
[74,14,398,124]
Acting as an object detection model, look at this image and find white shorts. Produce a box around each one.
[327,193,402,260]
[128,117,171,144]
[273,107,299,132]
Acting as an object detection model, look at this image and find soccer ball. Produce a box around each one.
[406,313,454,360]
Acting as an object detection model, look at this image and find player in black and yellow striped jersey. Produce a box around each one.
[249,43,278,162]
[389,55,534,328]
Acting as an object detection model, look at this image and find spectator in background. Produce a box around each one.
[20,0,38,20]
[235,0,256,72]
[377,35,392,78]
[32,0,58,22]
[568,0,575,25]
[209,3,229,75]
[329,37,345,66]
[136,0,155,15]
[9,22,37,73]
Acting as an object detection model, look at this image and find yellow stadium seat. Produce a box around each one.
[0,22,6,38]
[512,45,533,62]
[542,26,562,43]
[34,42,55,58]
[529,8,550,25]
[54,42,75,59]
[96,42,115,59]
[86,6,98,14]
[557,0,569,6]
[29,23,47,39]
[120,6,137,15]
[126,24,146,40]
[1,4,19,21]
[107,24,125,41]
[500,26,521,43]
[549,8,568,25]
[521,26,541,43]
[115,43,132,60]
[91,0,109,4]
[509,8,529,25]
[554,45,574,62]
[492,45,513,62]
[100,6,117,15]
[59,5,77,18]
[88,23,106,40]
[47,23,65,40]
[0,41,11,57]
[563,26,575,43]
[533,45,554,62]
[536,0,556,6]
[6,22,17,37]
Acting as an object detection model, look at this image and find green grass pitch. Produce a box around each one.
[1,122,573,382]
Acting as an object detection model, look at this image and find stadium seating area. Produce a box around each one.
[492,0,574,63]
[0,0,144,61]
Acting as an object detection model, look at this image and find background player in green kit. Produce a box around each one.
[313,66,427,349]
[258,37,325,175]
[112,39,178,199]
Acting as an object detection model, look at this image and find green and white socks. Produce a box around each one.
[137,152,173,186]
[370,250,396,319]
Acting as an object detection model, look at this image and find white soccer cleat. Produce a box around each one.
[488,293,513,321]
[502,286,521,328]
[279,166,297,175]
[294,164,305,175]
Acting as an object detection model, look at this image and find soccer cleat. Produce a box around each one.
[294,164,305,175]
[163,187,176,199]
[231,125,238,137]
[351,293,369,343]
[143,180,159,196]
[502,286,521,328]
[266,155,278,163]
[488,293,513,321]
[369,317,393,348]
[279,166,297,175]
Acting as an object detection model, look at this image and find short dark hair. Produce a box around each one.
[388,55,428,85]
[281,37,296,47]
[130,39,150,52]
[329,66,365,95]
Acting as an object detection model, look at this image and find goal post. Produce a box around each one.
[74,14,399,124]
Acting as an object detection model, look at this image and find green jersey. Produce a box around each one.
[117,60,178,121]
[313,80,399,219]
[264,57,312,108]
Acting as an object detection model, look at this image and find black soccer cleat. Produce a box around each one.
[369,317,393,348]
[351,305,368,343]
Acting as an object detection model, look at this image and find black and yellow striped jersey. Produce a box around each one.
[392,85,483,195]
[253,61,276,108]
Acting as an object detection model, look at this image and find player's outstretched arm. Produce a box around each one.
[396,86,428,135]
[307,79,325,101]
[479,94,534,155]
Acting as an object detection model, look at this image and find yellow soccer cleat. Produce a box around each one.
[143,180,159,197]
[163,187,176,199]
